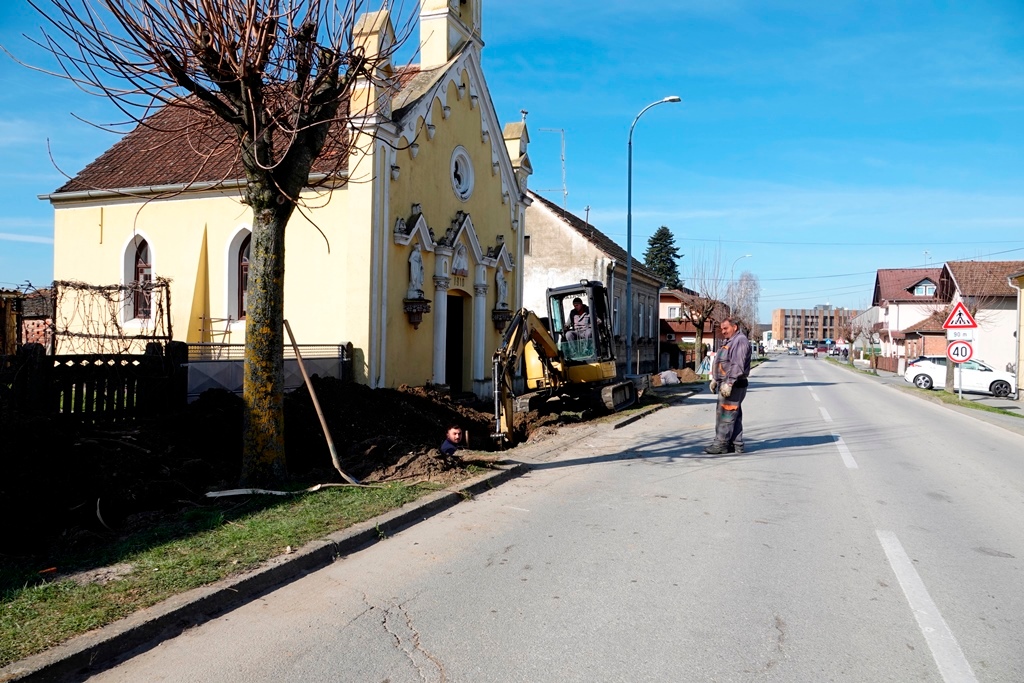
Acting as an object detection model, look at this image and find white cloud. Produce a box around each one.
[0,232,53,244]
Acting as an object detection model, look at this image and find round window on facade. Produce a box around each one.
[450,146,474,201]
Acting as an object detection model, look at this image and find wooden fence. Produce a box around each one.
[872,355,899,373]
[2,342,187,424]
[2,340,354,424]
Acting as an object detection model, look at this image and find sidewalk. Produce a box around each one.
[0,392,693,683]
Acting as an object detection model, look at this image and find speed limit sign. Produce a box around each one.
[946,340,973,364]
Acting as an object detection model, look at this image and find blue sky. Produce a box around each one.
[2,0,1023,321]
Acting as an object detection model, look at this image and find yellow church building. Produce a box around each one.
[43,0,530,398]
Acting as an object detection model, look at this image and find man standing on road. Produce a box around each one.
[705,317,752,455]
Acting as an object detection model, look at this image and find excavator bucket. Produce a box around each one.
[600,380,637,412]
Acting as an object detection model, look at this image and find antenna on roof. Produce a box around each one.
[538,127,568,213]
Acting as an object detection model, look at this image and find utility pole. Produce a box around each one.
[538,128,568,212]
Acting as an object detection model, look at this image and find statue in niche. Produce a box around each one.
[408,243,424,299]
[452,244,469,276]
[495,268,509,309]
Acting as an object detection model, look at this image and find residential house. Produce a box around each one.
[0,290,19,354]
[21,289,53,352]
[1008,268,1024,399]
[523,191,662,375]
[659,288,729,369]
[938,260,1024,373]
[871,268,946,372]
[44,0,527,398]
[902,311,948,359]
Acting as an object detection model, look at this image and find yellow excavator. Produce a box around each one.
[492,280,638,445]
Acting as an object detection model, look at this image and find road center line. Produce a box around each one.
[808,387,820,402]
[819,407,832,422]
[876,530,978,683]
[831,432,858,469]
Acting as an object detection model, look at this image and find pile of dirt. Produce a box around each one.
[283,377,497,482]
[0,378,498,552]
[1,373,609,554]
[676,367,701,383]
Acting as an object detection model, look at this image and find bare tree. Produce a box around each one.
[20,0,413,485]
[836,317,858,364]
[681,246,727,360]
[726,270,760,334]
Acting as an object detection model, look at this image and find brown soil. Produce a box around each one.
[676,368,701,383]
[0,377,587,553]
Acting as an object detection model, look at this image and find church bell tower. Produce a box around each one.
[420,0,483,69]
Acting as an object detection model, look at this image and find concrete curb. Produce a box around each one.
[613,403,667,429]
[1,464,527,683]
[2,395,684,682]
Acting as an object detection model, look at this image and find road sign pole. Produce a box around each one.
[958,364,962,400]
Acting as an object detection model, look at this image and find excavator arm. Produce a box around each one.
[492,308,565,443]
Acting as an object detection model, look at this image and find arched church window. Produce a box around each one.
[133,239,152,320]
[238,234,251,320]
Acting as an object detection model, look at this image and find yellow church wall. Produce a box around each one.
[383,71,516,388]
[51,186,359,353]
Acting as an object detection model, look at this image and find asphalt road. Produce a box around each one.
[88,356,1024,682]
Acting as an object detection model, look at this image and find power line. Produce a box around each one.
[678,237,1024,247]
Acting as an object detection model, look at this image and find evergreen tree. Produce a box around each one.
[643,226,683,289]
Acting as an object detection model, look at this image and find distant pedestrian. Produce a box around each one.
[440,424,463,456]
[705,317,752,455]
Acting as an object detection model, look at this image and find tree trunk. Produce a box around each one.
[694,325,705,372]
[240,198,293,486]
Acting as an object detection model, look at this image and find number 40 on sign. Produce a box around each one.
[946,340,973,364]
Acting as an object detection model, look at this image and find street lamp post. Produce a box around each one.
[626,96,681,376]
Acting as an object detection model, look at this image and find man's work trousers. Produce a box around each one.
[714,384,747,448]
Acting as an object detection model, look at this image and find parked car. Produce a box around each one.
[903,356,1016,397]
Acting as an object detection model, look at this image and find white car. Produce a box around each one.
[903,356,1015,397]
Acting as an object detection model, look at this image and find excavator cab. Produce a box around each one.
[546,281,615,365]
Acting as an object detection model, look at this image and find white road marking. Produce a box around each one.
[876,530,978,683]
[502,506,531,512]
[819,407,832,422]
[808,387,820,402]
[831,432,858,469]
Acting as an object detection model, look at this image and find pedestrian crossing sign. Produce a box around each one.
[942,302,978,329]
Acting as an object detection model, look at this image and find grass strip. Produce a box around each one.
[0,481,445,668]
[826,358,1022,419]
[902,385,1024,418]
[826,357,879,376]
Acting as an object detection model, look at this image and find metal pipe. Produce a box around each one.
[284,319,360,485]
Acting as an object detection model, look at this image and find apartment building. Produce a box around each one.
[771,305,860,346]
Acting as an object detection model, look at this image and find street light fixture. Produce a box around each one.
[730,254,753,284]
[728,253,753,313]
[625,96,681,376]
